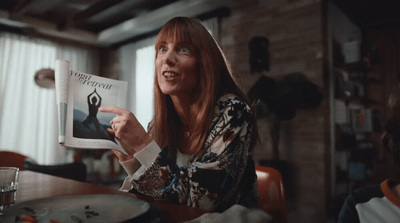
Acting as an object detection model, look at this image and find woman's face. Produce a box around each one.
[156,38,198,98]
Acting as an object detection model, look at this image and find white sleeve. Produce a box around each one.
[133,140,161,169]
[119,140,161,191]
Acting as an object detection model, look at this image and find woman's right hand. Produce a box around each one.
[112,150,131,162]
[98,107,152,160]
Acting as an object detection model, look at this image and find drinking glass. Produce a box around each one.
[0,167,19,212]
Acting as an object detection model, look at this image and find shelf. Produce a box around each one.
[334,96,380,107]
[341,61,366,72]
[332,48,383,196]
[348,72,381,83]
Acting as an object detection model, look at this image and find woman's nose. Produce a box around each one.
[164,51,176,66]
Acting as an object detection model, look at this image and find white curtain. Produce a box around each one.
[0,33,99,164]
[119,37,156,129]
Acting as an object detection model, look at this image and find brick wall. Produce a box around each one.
[219,0,330,221]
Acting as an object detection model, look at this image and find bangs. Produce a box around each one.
[155,17,199,52]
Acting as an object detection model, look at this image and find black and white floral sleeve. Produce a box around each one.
[129,94,254,211]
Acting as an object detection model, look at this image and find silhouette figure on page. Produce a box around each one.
[83,88,102,133]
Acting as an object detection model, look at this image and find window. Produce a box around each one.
[0,33,99,164]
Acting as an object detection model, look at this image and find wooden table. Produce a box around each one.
[14,171,207,223]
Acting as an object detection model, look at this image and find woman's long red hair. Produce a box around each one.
[149,17,256,156]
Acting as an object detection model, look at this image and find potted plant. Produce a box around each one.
[248,72,323,197]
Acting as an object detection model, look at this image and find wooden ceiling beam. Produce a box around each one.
[67,0,124,28]
[98,0,233,44]
[0,9,101,46]
[85,0,150,23]
[10,0,33,15]
[1,0,233,47]
[11,0,64,15]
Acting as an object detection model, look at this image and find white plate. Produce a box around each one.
[0,194,150,223]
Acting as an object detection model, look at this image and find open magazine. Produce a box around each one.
[55,59,128,154]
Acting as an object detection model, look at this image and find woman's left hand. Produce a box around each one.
[98,107,152,159]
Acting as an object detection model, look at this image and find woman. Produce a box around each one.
[99,17,258,212]
[338,86,400,222]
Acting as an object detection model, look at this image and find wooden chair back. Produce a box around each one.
[24,159,87,182]
[0,150,28,170]
[255,165,288,223]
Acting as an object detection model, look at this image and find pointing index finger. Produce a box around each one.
[98,106,125,115]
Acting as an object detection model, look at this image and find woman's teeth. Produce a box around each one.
[163,72,177,77]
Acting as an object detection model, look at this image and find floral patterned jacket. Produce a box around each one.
[120,94,257,211]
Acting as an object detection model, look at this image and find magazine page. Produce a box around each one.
[54,59,70,143]
[63,68,128,154]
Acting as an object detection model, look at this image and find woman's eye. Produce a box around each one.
[180,47,190,53]
[159,46,167,52]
